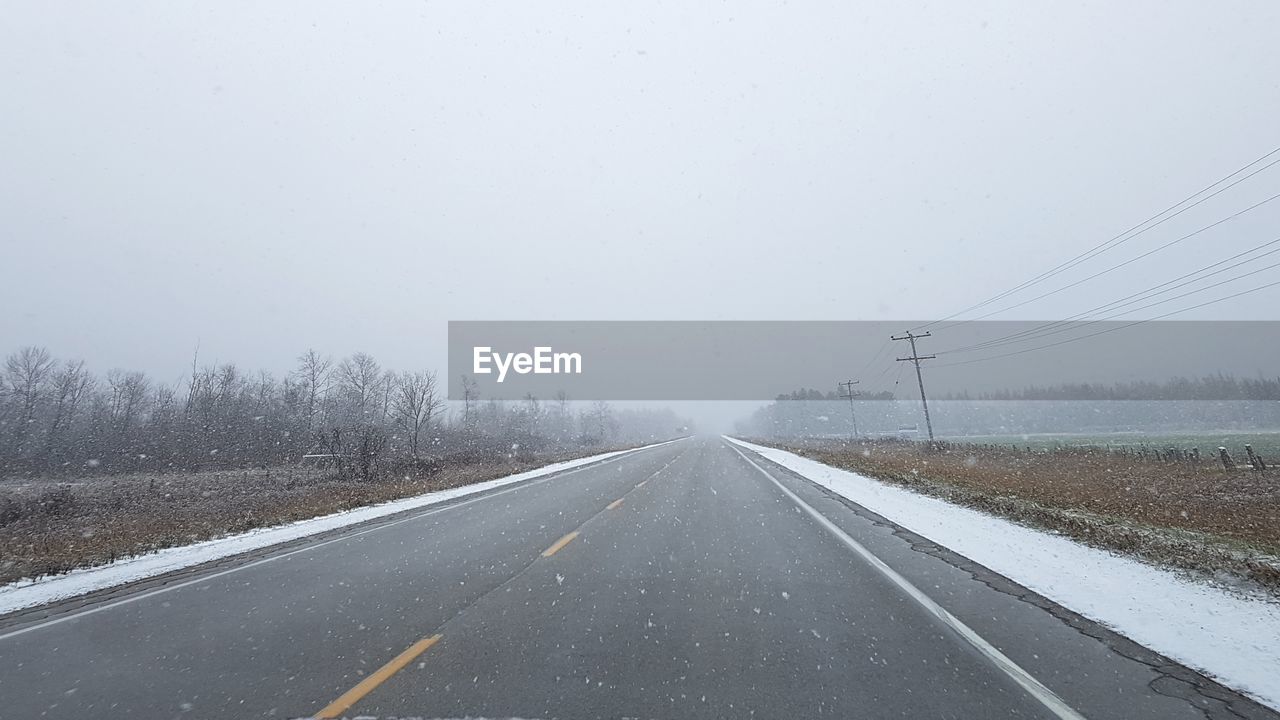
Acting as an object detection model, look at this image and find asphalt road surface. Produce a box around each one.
[1,437,1273,719]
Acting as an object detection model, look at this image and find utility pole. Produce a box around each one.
[891,331,936,441]
[837,379,860,440]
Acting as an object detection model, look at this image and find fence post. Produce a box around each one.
[1218,446,1235,470]
[1245,444,1266,471]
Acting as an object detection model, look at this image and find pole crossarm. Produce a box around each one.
[891,331,935,441]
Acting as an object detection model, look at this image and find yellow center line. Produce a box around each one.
[313,450,685,717]
[314,634,442,719]
[541,531,579,557]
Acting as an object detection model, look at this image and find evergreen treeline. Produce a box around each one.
[942,374,1280,401]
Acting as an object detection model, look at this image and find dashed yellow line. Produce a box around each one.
[541,531,579,557]
[315,634,442,718]
[314,455,679,716]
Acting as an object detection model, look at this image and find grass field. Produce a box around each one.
[944,431,1280,460]
[762,436,1280,594]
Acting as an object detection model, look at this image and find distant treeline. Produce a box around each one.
[776,388,896,401]
[940,374,1280,401]
[0,346,688,478]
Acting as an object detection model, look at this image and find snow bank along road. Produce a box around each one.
[0,443,672,616]
[0,437,1273,720]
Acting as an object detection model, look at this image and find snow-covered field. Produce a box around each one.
[724,436,1280,712]
[0,442,667,616]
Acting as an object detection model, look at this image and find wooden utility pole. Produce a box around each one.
[838,379,860,439]
[892,331,936,441]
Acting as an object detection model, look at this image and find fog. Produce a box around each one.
[4,2,1280,431]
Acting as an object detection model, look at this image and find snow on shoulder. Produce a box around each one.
[724,435,1280,712]
[0,440,674,616]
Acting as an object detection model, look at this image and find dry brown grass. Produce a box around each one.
[0,448,622,586]
[765,438,1280,591]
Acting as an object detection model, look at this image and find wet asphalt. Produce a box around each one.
[0,437,1269,720]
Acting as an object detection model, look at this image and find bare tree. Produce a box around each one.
[6,346,54,413]
[106,370,150,436]
[582,400,618,445]
[44,360,93,456]
[3,344,655,476]
[336,353,382,422]
[550,390,573,446]
[520,392,543,437]
[380,369,396,424]
[5,346,54,454]
[391,371,442,458]
[149,384,178,430]
[460,374,478,430]
[318,424,388,481]
[294,349,332,431]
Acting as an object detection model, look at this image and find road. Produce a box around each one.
[0,437,1271,719]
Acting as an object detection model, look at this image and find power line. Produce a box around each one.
[891,360,907,388]
[1071,259,1280,321]
[950,255,1280,353]
[928,276,1280,369]
[946,238,1280,353]
[866,356,897,393]
[915,144,1280,331]
[855,338,891,377]
[938,191,1280,326]
[891,331,936,441]
[926,152,1280,332]
[940,236,1280,355]
[966,257,1280,350]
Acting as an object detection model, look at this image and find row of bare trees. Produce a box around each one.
[0,346,688,479]
[0,346,445,477]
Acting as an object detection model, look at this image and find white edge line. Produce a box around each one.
[0,439,680,641]
[726,441,1087,720]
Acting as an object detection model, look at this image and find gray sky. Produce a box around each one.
[4,1,1279,390]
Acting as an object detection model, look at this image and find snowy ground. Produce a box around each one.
[725,436,1280,712]
[0,442,669,616]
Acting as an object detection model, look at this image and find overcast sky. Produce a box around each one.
[3,1,1279,390]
